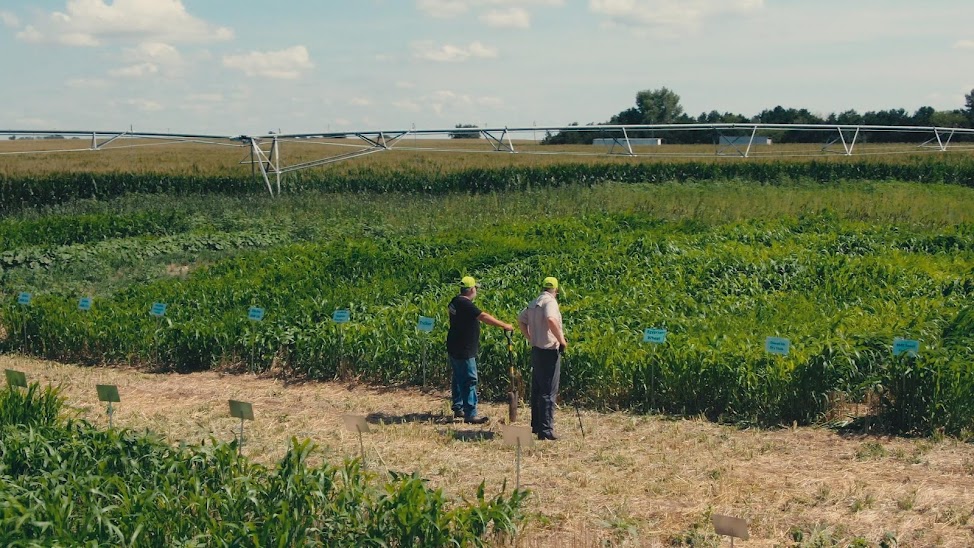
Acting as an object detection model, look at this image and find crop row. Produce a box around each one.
[3,215,973,435]
[3,158,974,213]
[0,383,525,545]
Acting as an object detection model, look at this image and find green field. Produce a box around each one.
[3,151,974,544]
[3,165,973,435]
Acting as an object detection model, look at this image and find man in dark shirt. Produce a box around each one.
[447,276,514,424]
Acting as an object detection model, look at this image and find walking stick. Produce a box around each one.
[505,330,519,422]
[562,347,585,438]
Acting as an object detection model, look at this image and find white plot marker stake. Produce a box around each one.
[712,514,749,547]
[228,400,254,455]
[502,425,534,490]
[342,414,371,467]
[96,384,121,429]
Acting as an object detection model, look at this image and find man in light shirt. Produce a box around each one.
[517,276,568,441]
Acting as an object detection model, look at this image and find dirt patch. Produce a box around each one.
[165,263,192,278]
[4,353,974,547]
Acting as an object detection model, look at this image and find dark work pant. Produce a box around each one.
[530,347,561,437]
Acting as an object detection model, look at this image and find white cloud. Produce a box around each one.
[412,40,498,62]
[223,46,314,79]
[66,77,109,88]
[481,8,530,28]
[16,25,46,43]
[417,0,563,24]
[0,10,20,27]
[15,117,56,128]
[109,63,159,77]
[108,42,182,78]
[393,100,421,112]
[589,0,764,31]
[16,0,233,46]
[125,98,164,111]
[954,39,974,49]
[125,42,182,64]
[187,93,224,102]
[349,97,372,106]
[426,90,504,115]
[417,0,471,18]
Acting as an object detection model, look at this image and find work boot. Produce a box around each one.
[464,415,489,425]
[453,409,463,419]
[538,432,559,441]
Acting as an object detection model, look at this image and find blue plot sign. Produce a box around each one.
[765,336,790,356]
[417,316,435,332]
[643,328,667,344]
[892,338,920,357]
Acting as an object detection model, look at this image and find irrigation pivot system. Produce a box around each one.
[2,123,973,196]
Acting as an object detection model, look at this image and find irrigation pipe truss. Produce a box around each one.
[2,123,973,196]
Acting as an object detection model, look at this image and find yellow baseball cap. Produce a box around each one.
[543,276,559,289]
[460,276,480,289]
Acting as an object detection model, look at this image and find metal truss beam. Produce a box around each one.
[482,128,515,153]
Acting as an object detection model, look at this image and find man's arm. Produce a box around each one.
[517,308,530,339]
[478,312,514,331]
[547,316,568,349]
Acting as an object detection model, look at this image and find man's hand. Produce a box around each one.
[502,323,514,332]
[559,341,568,353]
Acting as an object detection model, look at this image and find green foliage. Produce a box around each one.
[0,209,190,249]
[4,209,973,434]
[3,175,974,435]
[0,389,526,545]
[0,382,62,429]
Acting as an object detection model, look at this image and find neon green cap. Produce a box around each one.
[460,276,480,289]
[543,276,559,290]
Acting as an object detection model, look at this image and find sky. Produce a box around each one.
[0,0,972,136]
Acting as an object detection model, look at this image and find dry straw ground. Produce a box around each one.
[3,354,974,547]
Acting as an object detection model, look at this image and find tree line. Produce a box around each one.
[541,87,974,145]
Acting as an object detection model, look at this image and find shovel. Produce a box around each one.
[505,330,519,422]
[561,347,585,438]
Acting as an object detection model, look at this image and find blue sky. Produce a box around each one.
[0,0,972,135]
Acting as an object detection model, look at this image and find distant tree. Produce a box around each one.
[696,110,748,124]
[449,124,481,139]
[826,109,863,125]
[8,135,14,140]
[965,89,974,125]
[541,122,595,145]
[608,107,642,125]
[635,87,684,124]
[931,110,967,127]
[912,106,935,126]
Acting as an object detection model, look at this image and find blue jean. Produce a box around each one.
[450,356,479,419]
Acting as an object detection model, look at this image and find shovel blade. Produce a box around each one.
[508,391,518,422]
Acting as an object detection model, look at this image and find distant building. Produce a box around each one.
[719,136,772,146]
[593,138,662,146]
